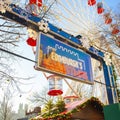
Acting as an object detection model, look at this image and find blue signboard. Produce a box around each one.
[36,33,93,84]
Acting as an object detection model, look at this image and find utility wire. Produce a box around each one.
[0,47,36,63]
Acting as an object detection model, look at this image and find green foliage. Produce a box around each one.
[41,98,66,118]
[55,99,66,113]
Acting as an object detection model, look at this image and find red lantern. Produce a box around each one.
[105,18,112,24]
[26,37,36,46]
[47,75,63,96]
[88,0,96,6]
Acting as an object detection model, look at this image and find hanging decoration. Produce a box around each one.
[81,37,90,49]
[47,75,63,96]
[26,37,36,46]
[26,0,42,16]
[29,0,42,7]
[104,13,112,24]
[0,0,11,13]
[26,28,38,47]
[88,0,96,6]
[97,2,104,14]
[103,52,112,66]
[38,20,50,33]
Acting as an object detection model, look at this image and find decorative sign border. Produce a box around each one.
[35,33,93,84]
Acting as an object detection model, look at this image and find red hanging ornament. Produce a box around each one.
[88,0,96,6]
[29,0,37,4]
[26,37,36,46]
[47,75,63,96]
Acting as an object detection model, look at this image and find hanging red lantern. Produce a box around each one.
[26,37,36,46]
[88,0,96,6]
[47,75,63,96]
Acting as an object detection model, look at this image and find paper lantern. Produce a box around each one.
[26,37,36,46]
[88,0,96,6]
[47,75,63,96]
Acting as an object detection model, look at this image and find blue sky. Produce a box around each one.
[105,0,120,8]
